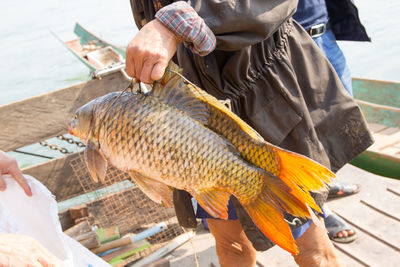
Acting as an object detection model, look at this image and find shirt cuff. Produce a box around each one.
[155,1,216,56]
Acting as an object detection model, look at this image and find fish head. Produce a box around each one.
[68,101,96,142]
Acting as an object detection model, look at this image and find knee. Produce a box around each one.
[215,239,257,267]
[207,219,257,267]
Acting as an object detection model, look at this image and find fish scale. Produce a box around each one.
[207,107,281,176]
[98,94,261,197]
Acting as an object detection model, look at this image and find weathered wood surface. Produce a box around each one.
[353,78,400,128]
[353,78,400,109]
[368,123,400,158]
[169,164,400,267]
[0,72,129,152]
[351,122,400,179]
[22,152,84,201]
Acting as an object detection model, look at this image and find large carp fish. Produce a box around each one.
[68,64,335,254]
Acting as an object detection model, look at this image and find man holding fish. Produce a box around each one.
[70,0,373,266]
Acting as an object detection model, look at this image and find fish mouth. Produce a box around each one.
[67,123,75,136]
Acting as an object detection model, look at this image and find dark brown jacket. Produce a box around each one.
[130,0,374,250]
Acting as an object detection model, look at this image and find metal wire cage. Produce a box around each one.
[69,152,184,265]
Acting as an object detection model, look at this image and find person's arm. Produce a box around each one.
[126,0,296,83]
[0,150,32,196]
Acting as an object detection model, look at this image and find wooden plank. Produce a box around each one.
[59,209,75,231]
[387,187,400,197]
[369,127,400,152]
[333,221,400,266]
[328,172,400,250]
[360,199,400,222]
[333,247,368,267]
[22,152,84,201]
[353,78,400,109]
[334,210,400,252]
[380,146,400,158]
[0,72,130,152]
[356,100,400,128]
[367,123,388,133]
[328,165,400,265]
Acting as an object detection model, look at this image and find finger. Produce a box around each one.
[134,57,143,81]
[151,61,167,82]
[125,50,136,78]
[0,173,6,191]
[140,60,155,84]
[8,165,32,196]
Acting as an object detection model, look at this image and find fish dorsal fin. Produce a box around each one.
[159,61,264,141]
[151,75,209,125]
[184,82,264,141]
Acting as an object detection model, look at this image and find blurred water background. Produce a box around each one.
[0,0,399,167]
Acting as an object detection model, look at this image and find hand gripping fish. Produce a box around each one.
[68,64,335,255]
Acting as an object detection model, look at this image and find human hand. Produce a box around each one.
[0,234,65,267]
[0,150,32,196]
[126,19,182,84]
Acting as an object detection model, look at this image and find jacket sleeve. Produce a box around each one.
[156,0,297,52]
[187,0,298,51]
[155,1,217,56]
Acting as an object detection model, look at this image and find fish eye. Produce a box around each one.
[74,114,78,119]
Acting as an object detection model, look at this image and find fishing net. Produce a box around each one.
[69,152,184,266]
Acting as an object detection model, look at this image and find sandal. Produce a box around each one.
[328,182,361,199]
[324,213,357,243]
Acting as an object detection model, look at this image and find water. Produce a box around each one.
[0,0,137,105]
[337,0,400,82]
[1,0,399,166]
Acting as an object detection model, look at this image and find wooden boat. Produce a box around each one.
[52,22,126,76]
[350,78,400,180]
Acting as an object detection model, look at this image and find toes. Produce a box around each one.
[335,231,347,238]
[335,230,355,238]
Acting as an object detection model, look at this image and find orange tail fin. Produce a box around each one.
[272,145,335,193]
[241,166,333,255]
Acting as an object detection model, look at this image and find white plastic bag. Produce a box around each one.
[0,174,110,267]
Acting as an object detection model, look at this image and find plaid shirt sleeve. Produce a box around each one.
[155,1,216,56]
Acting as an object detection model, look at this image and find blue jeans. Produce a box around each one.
[313,29,353,96]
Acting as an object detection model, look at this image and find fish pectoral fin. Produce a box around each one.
[84,142,107,183]
[193,189,231,220]
[128,171,173,207]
